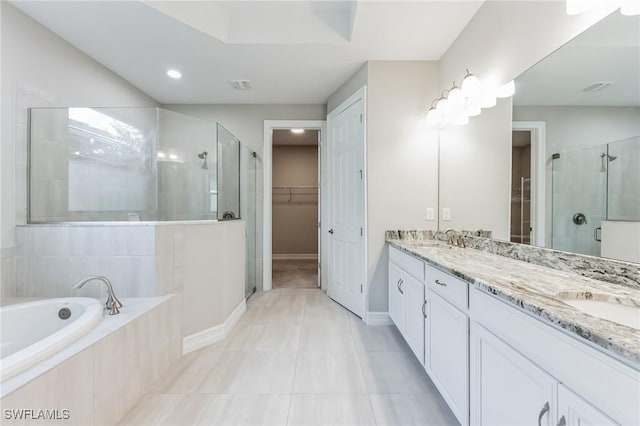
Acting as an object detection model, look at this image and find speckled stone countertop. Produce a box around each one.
[387,238,640,368]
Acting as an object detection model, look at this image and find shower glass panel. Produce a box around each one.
[157,109,217,220]
[28,107,234,222]
[29,107,159,222]
[216,124,240,220]
[607,136,640,221]
[551,145,607,257]
[240,145,257,297]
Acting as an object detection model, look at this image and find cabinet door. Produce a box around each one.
[557,384,619,426]
[427,291,469,425]
[388,262,405,334]
[470,322,556,426]
[403,274,425,364]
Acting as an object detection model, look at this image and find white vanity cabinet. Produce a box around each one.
[557,384,618,426]
[388,247,425,363]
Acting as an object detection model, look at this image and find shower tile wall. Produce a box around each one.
[552,145,607,257]
[608,137,640,221]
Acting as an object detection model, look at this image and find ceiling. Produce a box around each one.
[514,12,640,107]
[11,1,484,105]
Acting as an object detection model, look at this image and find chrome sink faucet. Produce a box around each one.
[72,276,123,315]
[444,228,466,248]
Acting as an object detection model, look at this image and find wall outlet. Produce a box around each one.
[426,208,435,220]
[442,208,451,221]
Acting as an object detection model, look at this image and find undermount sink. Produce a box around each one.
[562,299,640,330]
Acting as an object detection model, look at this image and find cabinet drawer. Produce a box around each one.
[426,265,468,310]
[389,245,425,282]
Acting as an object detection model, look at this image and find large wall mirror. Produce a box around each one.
[439,11,640,264]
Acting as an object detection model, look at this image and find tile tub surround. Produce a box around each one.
[385,230,640,289]
[387,238,640,367]
[0,295,181,425]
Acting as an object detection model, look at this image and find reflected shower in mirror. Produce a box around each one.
[512,12,640,262]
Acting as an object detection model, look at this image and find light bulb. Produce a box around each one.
[496,80,515,98]
[448,86,465,108]
[461,71,481,98]
[436,97,449,115]
[452,111,469,126]
[620,0,640,15]
[466,97,482,117]
[481,87,497,108]
[426,107,441,126]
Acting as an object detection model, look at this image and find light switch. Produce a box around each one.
[427,208,435,220]
[442,208,451,221]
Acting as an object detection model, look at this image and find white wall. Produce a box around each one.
[514,105,640,246]
[439,98,513,240]
[327,64,368,113]
[163,103,327,292]
[328,61,440,313]
[0,3,157,299]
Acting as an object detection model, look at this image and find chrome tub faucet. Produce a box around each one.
[72,276,123,315]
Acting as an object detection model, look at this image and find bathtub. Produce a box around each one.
[0,297,103,381]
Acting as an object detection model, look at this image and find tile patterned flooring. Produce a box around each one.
[272,260,319,289]
[121,289,459,425]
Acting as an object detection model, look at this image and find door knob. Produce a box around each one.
[328,229,334,234]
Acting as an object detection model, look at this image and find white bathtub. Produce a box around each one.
[0,298,103,381]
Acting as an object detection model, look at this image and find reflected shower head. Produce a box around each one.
[608,155,618,161]
[198,151,208,169]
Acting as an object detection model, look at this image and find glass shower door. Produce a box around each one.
[607,136,640,221]
[240,145,257,298]
[551,145,607,256]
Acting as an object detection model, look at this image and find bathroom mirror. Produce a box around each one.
[439,11,640,263]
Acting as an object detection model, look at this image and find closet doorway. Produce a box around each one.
[271,129,320,289]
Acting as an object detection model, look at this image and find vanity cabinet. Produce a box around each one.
[387,243,638,426]
[388,247,425,363]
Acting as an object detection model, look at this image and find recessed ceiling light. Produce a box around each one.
[167,69,182,79]
[291,129,305,134]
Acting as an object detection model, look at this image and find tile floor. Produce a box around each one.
[121,289,459,425]
[272,260,319,289]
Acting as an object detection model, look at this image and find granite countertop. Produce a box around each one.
[387,238,640,368]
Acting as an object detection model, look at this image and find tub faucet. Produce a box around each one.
[72,276,123,315]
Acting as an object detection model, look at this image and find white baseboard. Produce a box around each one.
[366,311,393,326]
[272,254,318,260]
[182,299,246,354]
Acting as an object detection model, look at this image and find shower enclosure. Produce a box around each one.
[28,106,260,294]
[551,136,640,256]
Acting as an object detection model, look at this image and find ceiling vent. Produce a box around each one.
[230,80,252,90]
[582,81,614,92]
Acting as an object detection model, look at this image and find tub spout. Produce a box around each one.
[72,276,123,315]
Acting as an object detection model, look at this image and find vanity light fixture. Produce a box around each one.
[566,0,640,16]
[426,69,515,128]
[167,69,182,79]
[291,128,305,134]
[621,0,640,15]
[157,151,166,159]
[496,80,516,98]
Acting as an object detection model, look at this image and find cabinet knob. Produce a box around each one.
[422,300,427,318]
[398,279,404,294]
[537,402,550,426]
[435,279,447,287]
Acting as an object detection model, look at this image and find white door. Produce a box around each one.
[470,322,556,426]
[326,92,365,317]
[557,384,618,426]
